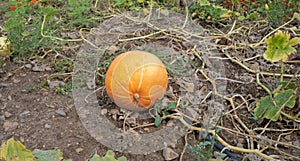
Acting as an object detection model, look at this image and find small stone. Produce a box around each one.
[46,104,55,108]
[8,95,12,100]
[55,109,66,117]
[32,65,45,72]
[112,114,117,120]
[0,115,5,121]
[4,111,13,118]
[166,120,174,127]
[3,121,19,132]
[110,109,120,115]
[101,109,108,115]
[48,80,65,89]
[42,92,49,96]
[24,64,32,69]
[20,137,25,142]
[75,147,84,153]
[20,73,27,77]
[118,115,125,120]
[20,110,30,116]
[126,117,136,124]
[0,102,7,110]
[0,83,9,87]
[45,124,51,129]
[162,147,179,161]
[143,128,150,132]
[13,79,21,84]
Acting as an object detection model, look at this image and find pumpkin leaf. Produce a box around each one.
[166,102,177,111]
[0,138,34,161]
[89,150,126,161]
[33,149,64,161]
[254,89,296,123]
[263,30,300,62]
[154,116,162,127]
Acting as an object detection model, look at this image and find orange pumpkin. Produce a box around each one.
[105,50,168,111]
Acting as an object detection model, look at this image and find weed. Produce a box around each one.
[64,0,99,28]
[25,80,48,92]
[257,0,299,27]
[187,135,226,161]
[53,81,72,96]
[4,1,60,59]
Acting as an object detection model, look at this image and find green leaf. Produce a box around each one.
[154,116,162,127]
[264,30,300,62]
[33,149,64,161]
[199,0,210,6]
[166,102,177,111]
[89,150,126,161]
[254,89,296,122]
[0,138,34,161]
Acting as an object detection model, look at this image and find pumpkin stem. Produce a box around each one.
[133,93,139,105]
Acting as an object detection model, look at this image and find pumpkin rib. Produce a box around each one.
[114,79,133,95]
[136,53,145,93]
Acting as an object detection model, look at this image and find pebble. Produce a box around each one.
[55,109,66,117]
[45,124,51,129]
[0,83,9,87]
[0,133,3,140]
[20,110,30,116]
[46,104,55,108]
[0,102,7,110]
[13,79,21,84]
[4,111,13,118]
[112,114,117,120]
[75,147,84,153]
[110,109,120,115]
[101,108,108,115]
[42,92,49,96]
[0,115,5,121]
[48,80,65,89]
[143,128,150,132]
[24,64,32,69]
[20,137,25,143]
[162,147,179,161]
[166,120,174,127]
[126,117,136,124]
[3,121,19,132]
[32,65,52,72]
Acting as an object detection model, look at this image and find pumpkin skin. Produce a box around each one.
[105,50,168,111]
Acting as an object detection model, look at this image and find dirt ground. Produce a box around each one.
[0,2,300,161]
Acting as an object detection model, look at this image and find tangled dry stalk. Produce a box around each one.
[41,7,300,160]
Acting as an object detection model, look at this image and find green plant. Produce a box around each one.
[191,1,231,21]
[4,1,59,59]
[187,135,226,161]
[53,81,72,96]
[25,80,48,92]
[0,138,127,161]
[0,138,34,161]
[258,0,299,27]
[253,30,300,123]
[154,101,177,127]
[89,150,127,161]
[64,0,99,28]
